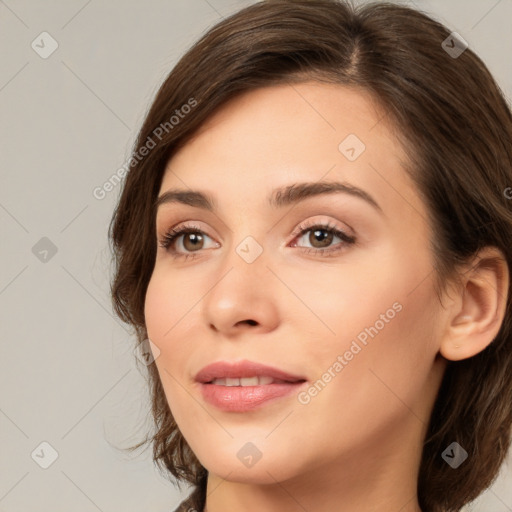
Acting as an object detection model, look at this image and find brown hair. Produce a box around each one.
[109,1,512,510]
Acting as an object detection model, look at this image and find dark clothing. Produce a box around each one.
[172,478,207,512]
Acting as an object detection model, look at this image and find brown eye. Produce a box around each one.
[308,228,334,248]
[292,222,356,257]
[159,225,218,259]
[182,232,204,251]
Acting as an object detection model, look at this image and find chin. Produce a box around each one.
[196,447,302,485]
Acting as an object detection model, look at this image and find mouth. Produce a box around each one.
[195,359,308,412]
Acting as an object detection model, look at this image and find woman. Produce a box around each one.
[109,1,512,511]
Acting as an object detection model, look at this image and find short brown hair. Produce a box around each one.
[109,1,512,510]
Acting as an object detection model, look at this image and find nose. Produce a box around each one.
[201,242,280,337]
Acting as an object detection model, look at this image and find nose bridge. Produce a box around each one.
[201,228,278,333]
[218,208,269,279]
[213,231,270,302]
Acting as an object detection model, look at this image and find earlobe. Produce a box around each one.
[439,247,509,362]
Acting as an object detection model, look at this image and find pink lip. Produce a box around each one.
[195,360,308,412]
[199,381,307,412]
[194,359,306,383]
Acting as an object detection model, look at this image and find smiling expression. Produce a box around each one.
[144,81,447,484]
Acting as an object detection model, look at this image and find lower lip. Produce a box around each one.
[199,381,307,412]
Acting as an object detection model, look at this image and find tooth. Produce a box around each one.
[240,376,259,386]
[210,376,279,386]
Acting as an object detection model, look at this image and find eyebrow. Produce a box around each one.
[155,180,383,213]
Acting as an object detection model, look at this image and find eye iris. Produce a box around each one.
[310,229,333,248]
[183,232,203,251]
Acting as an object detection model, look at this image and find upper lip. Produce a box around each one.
[195,360,307,384]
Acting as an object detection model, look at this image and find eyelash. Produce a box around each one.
[158,220,356,261]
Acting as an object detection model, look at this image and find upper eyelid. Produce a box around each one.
[161,219,352,246]
[291,218,351,234]
[161,218,346,234]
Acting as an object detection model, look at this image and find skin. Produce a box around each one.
[144,82,508,512]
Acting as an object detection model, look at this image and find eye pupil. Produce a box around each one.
[183,232,203,251]
[310,229,333,248]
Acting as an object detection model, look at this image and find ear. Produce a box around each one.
[439,246,509,361]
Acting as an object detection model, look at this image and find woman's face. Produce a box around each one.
[145,82,448,485]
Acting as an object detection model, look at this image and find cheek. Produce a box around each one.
[292,238,439,390]
[144,267,201,340]
[365,271,441,386]
[290,275,440,459]
[144,273,198,420]
[344,271,438,405]
[144,271,177,331]
[144,278,165,338]
[284,247,407,344]
[144,272,193,387]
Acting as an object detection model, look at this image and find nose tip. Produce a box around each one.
[202,249,280,335]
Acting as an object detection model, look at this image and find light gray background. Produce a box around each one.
[1,0,511,511]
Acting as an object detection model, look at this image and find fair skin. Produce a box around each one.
[144,82,508,512]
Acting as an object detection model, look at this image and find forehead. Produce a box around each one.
[159,82,420,217]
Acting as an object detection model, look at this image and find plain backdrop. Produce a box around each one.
[1,0,511,511]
